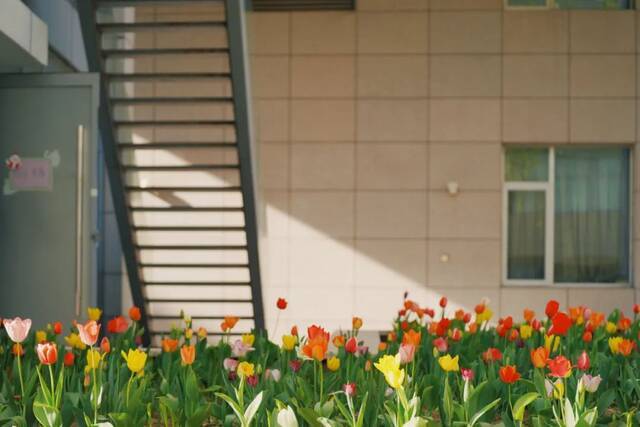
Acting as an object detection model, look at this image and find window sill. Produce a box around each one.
[503,282,633,289]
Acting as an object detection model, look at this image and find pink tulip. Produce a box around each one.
[223,357,239,372]
[77,320,100,346]
[231,339,254,358]
[461,368,475,382]
[399,343,416,364]
[343,382,357,397]
[3,317,32,343]
[433,337,448,353]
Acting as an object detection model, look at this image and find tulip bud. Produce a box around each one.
[64,352,75,367]
[439,297,448,308]
[100,337,111,354]
[343,382,356,397]
[577,350,590,371]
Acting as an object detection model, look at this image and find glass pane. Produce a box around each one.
[554,148,630,283]
[505,147,549,182]
[507,191,546,280]
[555,0,630,8]
[507,0,547,5]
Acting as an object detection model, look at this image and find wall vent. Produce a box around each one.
[252,0,355,11]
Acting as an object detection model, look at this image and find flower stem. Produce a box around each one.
[92,351,98,424]
[16,351,25,417]
[48,365,55,397]
[319,362,324,403]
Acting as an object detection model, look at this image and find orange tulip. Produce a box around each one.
[530,347,549,369]
[36,342,58,365]
[332,335,345,348]
[548,355,572,378]
[302,325,329,361]
[619,338,634,356]
[180,344,196,366]
[352,316,363,331]
[77,320,100,346]
[220,316,239,332]
[402,329,421,347]
[523,309,535,323]
[129,306,141,322]
[100,337,111,354]
[161,338,179,353]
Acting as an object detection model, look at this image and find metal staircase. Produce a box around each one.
[79,0,264,346]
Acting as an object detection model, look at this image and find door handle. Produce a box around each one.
[75,125,85,317]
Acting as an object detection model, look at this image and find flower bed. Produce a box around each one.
[0,296,638,426]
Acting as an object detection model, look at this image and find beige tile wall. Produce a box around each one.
[248,2,640,335]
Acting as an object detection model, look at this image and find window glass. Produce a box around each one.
[507,191,546,280]
[555,0,630,8]
[507,0,547,5]
[554,148,630,283]
[505,147,549,182]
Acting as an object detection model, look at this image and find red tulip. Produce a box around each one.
[100,337,111,354]
[499,365,520,384]
[482,347,502,363]
[343,382,356,397]
[548,312,571,336]
[545,300,560,318]
[345,337,357,354]
[577,351,590,371]
[129,306,141,322]
[53,322,63,335]
[276,298,288,310]
[63,352,75,367]
[548,355,572,378]
[439,297,448,308]
[107,316,128,334]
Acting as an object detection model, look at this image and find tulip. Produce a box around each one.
[499,365,520,384]
[289,359,301,373]
[433,337,448,353]
[461,368,475,382]
[618,338,634,356]
[65,333,86,350]
[582,331,593,343]
[333,335,345,348]
[450,328,462,342]
[77,320,100,347]
[242,333,255,346]
[530,347,549,369]
[399,343,416,364]
[548,355,572,378]
[606,321,617,334]
[107,316,128,334]
[121,349,147,374]
[87,307,102,321]
[100,337,111,354]
[548,312,571,336]
[129,306,141,322]
[374,354,405,389]
[180,344,196,366]
[609,336,623,354]
[220,316,239,332]
[161,338,179,353]
[476,306,493,323]
[438,354,460,372]
[302,326,329,361]
[63,352,75,367]
[402,329,421,346]
[482,347,502,363]
[266,368,281,382]
[53,322,63,335]
[86,349,102,371]
[223,358,238,371]
[524,309,535,323]
[277,406,298,427]
[545,300,559,318]
[327,356,340,371]
[276,298,288,310]
[343,382,357,397]
[282,334,297,351]
[291,325,298,336]
[520,324,533,340]
[237,361,255,378]
[439,297,448,308]
[544,334,560,354]
[345,337,357,354]
[36,342,58,366]
[545,378,564,399]
[378,342,388,352]
[231,339,254,358]
[352,316,363,331]
[3,317,32,343]
[577,351,590,371]
[580,374,602,393]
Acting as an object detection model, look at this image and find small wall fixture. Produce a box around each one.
[440,253,450,263]
[447,181,459,196]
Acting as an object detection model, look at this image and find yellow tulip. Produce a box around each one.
[237,361,255,378]
[86,349,101,371]
[87,307,102,321]
[121,349,147,374]
[606,322,617,334]
[544,334,560,354]
[35,330,47,343]
[327,356,340,372]
[520,324,532,340]
[374,354,405,389]
[242,333,255,346]
[476,307,493,323]
[438,354,460,372]
[65,333,86,350]
[185,328,193,340]
[282,335,297,351]
[547,378,564,399]
[609,336,622,354]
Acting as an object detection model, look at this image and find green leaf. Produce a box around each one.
[512,392,539,422]
[469,398,500,427]
[244,391,263,425]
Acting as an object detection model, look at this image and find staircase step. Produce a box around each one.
[122,164,238,171]
[137,244,247,250]
[111,97,233,104]
[107,73,231,81]
[140,263,248,268]
[102,47,229,56]
[131,206,243,212]
[115,120,235,126]
[134,226,244,233]
[120,142,236,149]
[127,186,242,192]
[143,281,251,286]
[99,21,226,31]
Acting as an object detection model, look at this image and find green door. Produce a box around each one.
[0,74,99,328]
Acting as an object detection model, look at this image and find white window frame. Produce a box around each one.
[503,0,553,9]
[502,146,633,288]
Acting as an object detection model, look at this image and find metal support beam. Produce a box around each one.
[225,0,265,331]
[77,0,151,346]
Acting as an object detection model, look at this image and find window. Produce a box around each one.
[504,0,632,9]
[504,146,631,285]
